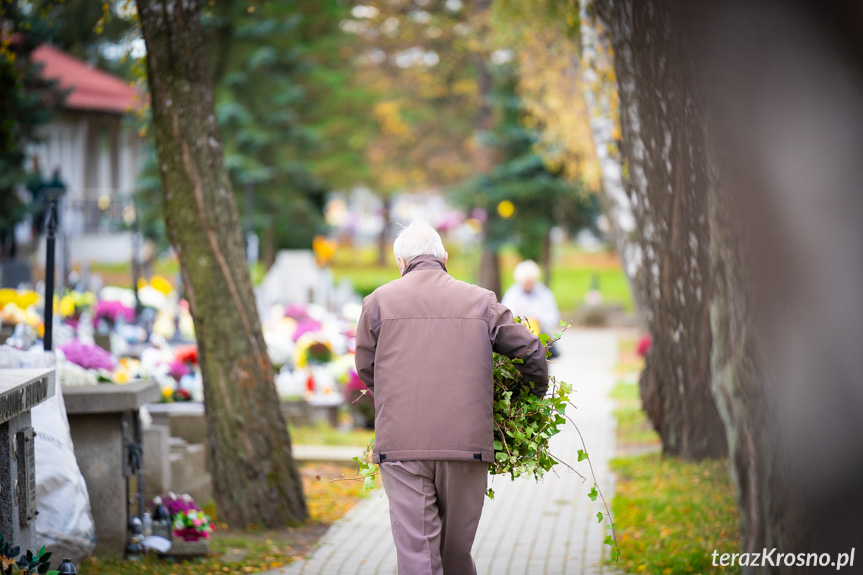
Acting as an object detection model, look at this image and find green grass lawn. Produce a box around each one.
[288,421,374,447]
[609,381,742,575]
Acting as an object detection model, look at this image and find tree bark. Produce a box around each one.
[137,0,307,527]
[586,0,863,564]
[540,229,551,287]
[376,196,391,267]
[478,244,501,299]
[587,0,727,459]
[685,0,863,565]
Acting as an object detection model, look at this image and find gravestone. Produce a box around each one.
[0,260,32,289]
[257,250,320,308]
[0,369,55,551]
[63,380,160,556]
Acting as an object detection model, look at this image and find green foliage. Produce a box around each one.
[488,333,571,481]
[611,381,662,447]
[353,438,379,493]
[0,4,68,237]
[454,60,600,260]
[0,534,58,575]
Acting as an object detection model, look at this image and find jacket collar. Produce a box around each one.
[402,255,447,277]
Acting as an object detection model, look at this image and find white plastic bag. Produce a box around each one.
[0,345,96,564]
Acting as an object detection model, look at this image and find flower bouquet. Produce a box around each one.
[162,493,215,541]
[59,339,116,372]
[93,300,135,328]
[294,335,333,367]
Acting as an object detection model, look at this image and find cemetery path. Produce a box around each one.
[265,329,621,575]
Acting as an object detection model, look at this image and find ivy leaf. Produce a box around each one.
[578,449,588,462]
[596,511,603,523]
[485,488,495,500]
[588,485,598,501]
[604,535,613,546]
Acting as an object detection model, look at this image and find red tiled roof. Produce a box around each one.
[31,45,142,114]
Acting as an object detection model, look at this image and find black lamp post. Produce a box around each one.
[43,200,57,352]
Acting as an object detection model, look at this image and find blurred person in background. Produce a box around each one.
[502,260,560,352]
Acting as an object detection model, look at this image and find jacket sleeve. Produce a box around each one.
[354,295,380,396]
[488,293,549,397]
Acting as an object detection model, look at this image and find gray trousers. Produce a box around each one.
[380,460,488,575]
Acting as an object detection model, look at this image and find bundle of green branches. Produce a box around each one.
[489,332,571,485]
[353,324,572,496]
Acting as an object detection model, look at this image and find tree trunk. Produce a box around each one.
[540,229,552,287]
[376,196,391,266]
[137,0,307,527]
[586,0,863,563]
[473,0,502,298]
[587,0,727,459]
[478,244,501,299]
[685,0,863,565]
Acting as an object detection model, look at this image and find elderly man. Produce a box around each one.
[501,259,560,338]
[355,220,548,575]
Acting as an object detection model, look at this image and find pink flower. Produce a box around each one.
[59,339,116,371]
[168,360,191,380]
[193,518,202,527]
[636,334,652,357]
[93,300,135,325]
[292,318,322,342]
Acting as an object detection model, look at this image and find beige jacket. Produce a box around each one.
[355,256,548,464]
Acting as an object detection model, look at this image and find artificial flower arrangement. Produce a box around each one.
[58,291,96,325]
[93,300,135,329]
[57,339,152,386]
[294,334,333,368]
[0,288,39,311]
[58,339,116,371]
[160,385,193,403]
[160,493,215,541]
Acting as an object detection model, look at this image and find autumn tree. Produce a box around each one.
[456,57,600,285]
[136,0,307,527]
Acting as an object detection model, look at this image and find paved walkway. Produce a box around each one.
[267,329,620,575]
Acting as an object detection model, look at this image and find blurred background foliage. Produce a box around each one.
[2,0,606,280]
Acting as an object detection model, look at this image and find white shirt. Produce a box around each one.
[501,282,560,335]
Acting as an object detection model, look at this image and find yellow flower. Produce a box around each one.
[59,295,76,318]
[0,288,39,309]
[150,275,174,295]
[312,236,337,266]
[113,368,130,384]
[497,200,516,219]
[162,386,174,399]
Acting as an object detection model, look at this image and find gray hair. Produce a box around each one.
[393,220,446,263]
[513,259,541,285]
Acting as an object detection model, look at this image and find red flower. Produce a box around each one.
[636,334,652,357]
[175,344,198,365]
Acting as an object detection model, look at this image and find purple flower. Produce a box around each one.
[345,368,366,392]
[292,318,322,342]
[160,492,202,517]
[94,300,136,325]
[284,303,309,320]
[168,360,191,380]
[59,339,116,371]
